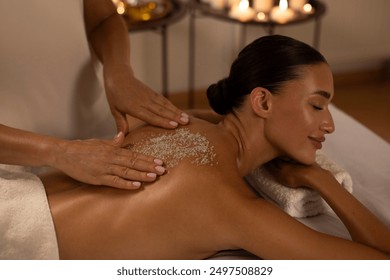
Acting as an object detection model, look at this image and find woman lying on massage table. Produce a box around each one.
[40,35,390,260]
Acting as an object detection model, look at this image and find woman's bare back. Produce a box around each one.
[41,118,257,259]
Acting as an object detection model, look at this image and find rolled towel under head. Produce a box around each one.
[245,150,353,218]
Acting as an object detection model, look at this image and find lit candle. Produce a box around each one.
[270,0,295,23]
[112,0,126,15]
[229,0,255,22]
[256,12,268,22]
[302,3,314,14]
[254,0,273,13]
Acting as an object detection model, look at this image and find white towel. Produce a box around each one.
[0,165,59,259]
[245,151,353,218]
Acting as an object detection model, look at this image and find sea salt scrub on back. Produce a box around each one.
[128,128,217,169]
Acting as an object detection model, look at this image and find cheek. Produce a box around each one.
[267,106,317,162]
[290,111,318,163]
[265,107,304,147]
[295,110,316,134]
[279,106,313,136]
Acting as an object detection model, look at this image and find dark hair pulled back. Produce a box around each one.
[207,35,327,115]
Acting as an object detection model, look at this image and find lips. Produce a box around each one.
[308,136,325,149]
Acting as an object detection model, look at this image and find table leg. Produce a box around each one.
[267,24,275,35]
[313,17,322,49]
[188,1,196,109]
[240,24,247,49]
[161,25,168,97]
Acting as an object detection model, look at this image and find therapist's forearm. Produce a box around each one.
[84,0,132,69]
[0,124,60,168]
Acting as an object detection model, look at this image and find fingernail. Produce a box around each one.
[114,131,124,141]
[154,159,163,165]
[169,121,178,127]
[180,115,189,123]
[180,113,189,123]
[155,166,166,174]
[132,181,141,188]
[147,173,157,179]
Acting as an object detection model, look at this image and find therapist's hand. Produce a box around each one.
[52,132,165,190]
[103,63,189,134]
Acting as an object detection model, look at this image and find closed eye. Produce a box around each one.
[309,90,333,111]
[312,104,324,110]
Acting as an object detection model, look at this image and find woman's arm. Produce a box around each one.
[306,165,390,253]
[266,160,390,255]
[232,193,389,259]
[83,0,188,132]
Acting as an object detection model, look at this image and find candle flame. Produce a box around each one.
[279,0,288,11]
[117,2,126,15]
[303,3,313,13]
[112,0,126,15]
[257,12,266,21]
[239,0,250,10]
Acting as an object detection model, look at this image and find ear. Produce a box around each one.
[250,87,273,118]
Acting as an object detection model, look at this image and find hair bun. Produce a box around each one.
[206,78,230,115]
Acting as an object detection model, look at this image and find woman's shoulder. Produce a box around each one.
[124,117,238,172]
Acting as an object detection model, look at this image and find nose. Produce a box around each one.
[320,110,335,134]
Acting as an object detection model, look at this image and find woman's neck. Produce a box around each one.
[219,112,279,176]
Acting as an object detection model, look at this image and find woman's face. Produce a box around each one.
[265,63,335,164]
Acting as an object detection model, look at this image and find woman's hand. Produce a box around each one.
[103,64,189,134]
[51,132,165,190]
[265,158,332,189]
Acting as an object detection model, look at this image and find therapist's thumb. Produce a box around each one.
[112,131,125,147]
[113,110,129,135]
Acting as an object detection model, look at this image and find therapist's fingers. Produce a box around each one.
[54,137,167,190]
[129,93,190,129]
[103,135,166,189]
[102,161,166,190]
[85,152,165,190]
[128,76,189,128]
[109,147,166,178]
[106,71,189,129]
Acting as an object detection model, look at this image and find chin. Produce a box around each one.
[291,150,317,165]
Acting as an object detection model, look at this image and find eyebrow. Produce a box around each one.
[313,90,332,99]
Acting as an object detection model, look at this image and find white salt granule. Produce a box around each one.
[128,128,216,168]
